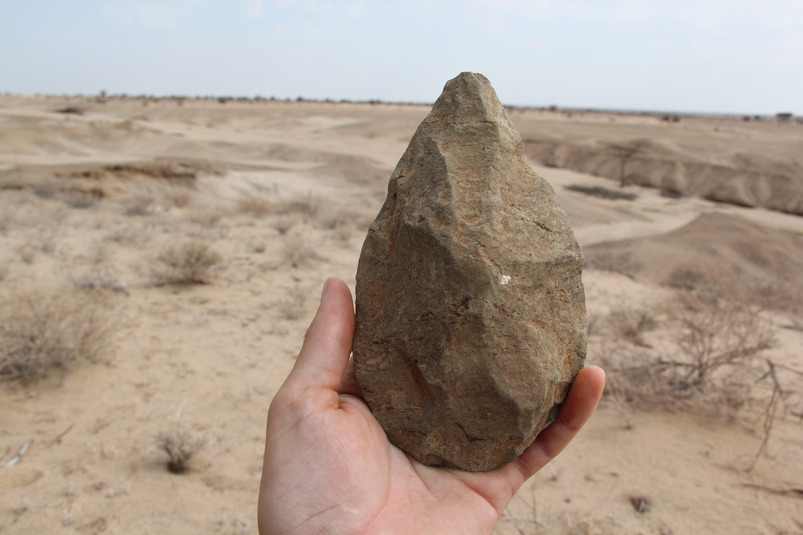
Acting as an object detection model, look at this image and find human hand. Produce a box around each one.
[258,278,605,535]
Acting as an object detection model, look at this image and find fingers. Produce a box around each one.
[283,278,355,395]
[510,365,606,483]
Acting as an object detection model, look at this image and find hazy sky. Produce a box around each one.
[2,0,801,114]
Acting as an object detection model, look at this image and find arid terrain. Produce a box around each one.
[1,94,801,534]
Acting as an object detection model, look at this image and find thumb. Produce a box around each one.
[283,278,355,395]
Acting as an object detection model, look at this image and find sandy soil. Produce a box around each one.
[0,95,801,534]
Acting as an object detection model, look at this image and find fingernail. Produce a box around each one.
[320,278,330,303]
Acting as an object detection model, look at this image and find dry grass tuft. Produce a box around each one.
[236,195,273,217]
[163,186,195,208]
[124,195,155,216]
[63,193,98,209]
[271,215,298,236]
[70,267,129,295]
[629,495,651,514]
[154,241,223,285]
[0,288,121,382]
[188,205,229,227]
[275,285,309,320]
[280,240,326,269]
[156,407,205,474]
[284,191,322,222]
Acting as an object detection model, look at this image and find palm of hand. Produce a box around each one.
[262,389,504,535]
[258,279,604,535]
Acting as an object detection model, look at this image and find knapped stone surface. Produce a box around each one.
[352,72,586,472]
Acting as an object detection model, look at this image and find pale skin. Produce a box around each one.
[259,277,606,535]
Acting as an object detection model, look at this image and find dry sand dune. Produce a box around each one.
[0,95,801,534]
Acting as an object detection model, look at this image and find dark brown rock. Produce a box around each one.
[353,72,586,472]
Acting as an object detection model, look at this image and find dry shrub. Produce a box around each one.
[103,227,146,247]
[33,181,59,200]
[598,267,803,464]
[604,281,775,411]
[70,267,128,295]
[154,241,222,285]
[124,195,155,216]
[281,240,326,269]
[156,407,205,474]
[271,214,299,235]
[316,209,351,231]
[333,222,355,243]
[286,191,322,221]
[275,285,309,320]
[157,428,202,474]
[188,205,228,227]
[63,193,98,209]
[607,308,657,347]
[267,192,323,223]
[666,285,775,396]
[0,288,121,382]
[317,210,356,242]
[564,184,638,201]
[163,187,194,208]
[17,245,36,264]
[236,195,273,217]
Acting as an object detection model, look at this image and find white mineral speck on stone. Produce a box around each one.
[500,275,511,285]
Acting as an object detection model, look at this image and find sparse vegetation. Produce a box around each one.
[275,285,309,320]
[188,205,228,227]
[665,283,775,396]
[237,195,273,217]
[156,407,205,474]
[0,288,121,382]
[63,193,98,209]
[2,90,801,532]
[154,241,222,284]
[629,495,651,513]
[271,214,298,235]
[280,240,325,269]
[163,186,194,208]
[281,191,323,222]
[70,267,128,294]
[597,267,803,466]
[603,279,776,410]
[30,182,56,199]
[124,194,155,216]
[608,308,657,347]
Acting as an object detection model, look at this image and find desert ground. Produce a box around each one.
[0,93,801,534]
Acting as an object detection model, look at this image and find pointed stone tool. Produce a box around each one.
[353,72,586,472]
